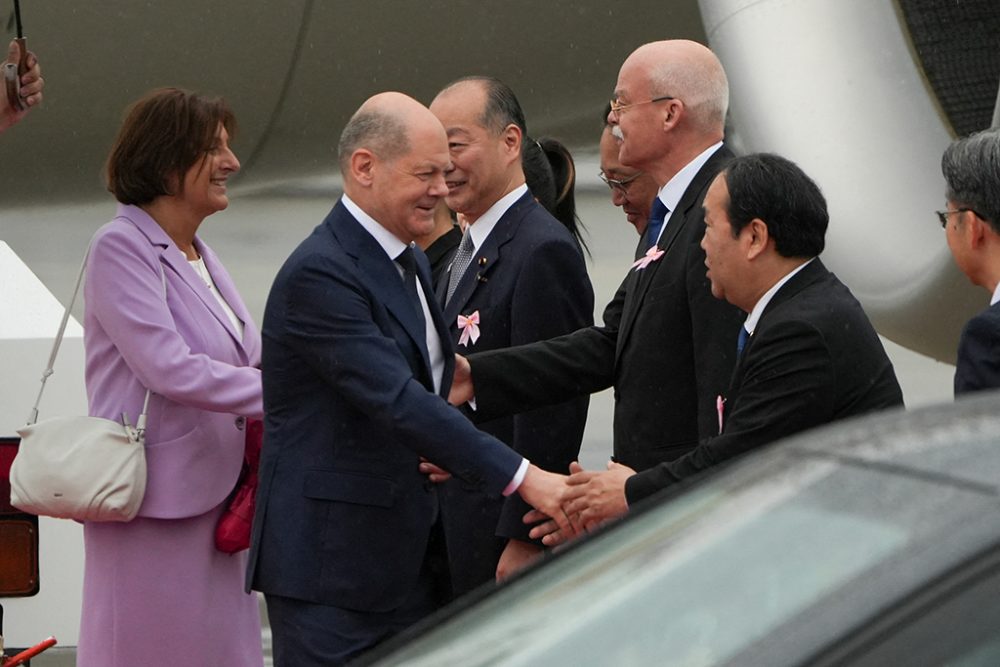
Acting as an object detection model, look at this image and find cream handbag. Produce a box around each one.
[9,250,157,522]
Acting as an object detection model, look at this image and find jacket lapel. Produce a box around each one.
[442,191,529,325]
[329,203,433,376]
[724,258,829,400]
[415,248,454,397]
[616,146,733,358]
[116,204,248,354]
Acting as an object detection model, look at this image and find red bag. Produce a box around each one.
[215,417,263,554]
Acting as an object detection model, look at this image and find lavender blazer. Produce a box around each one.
[83,204,262,519]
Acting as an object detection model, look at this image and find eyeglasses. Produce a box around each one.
[935,208,983,228]
[599,170,643,194]
[609,95,675,115]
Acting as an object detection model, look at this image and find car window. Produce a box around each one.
[820,553,1000,667]
[378,453,992,666]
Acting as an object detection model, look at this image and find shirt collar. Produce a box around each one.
[466,183,528,249]
[991,281,1000,306]
[744,258,816,335]
[341,194,409,261]
[656,141,723,212]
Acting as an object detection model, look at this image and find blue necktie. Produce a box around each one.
[646,198,669,248]
[736,325,750,356]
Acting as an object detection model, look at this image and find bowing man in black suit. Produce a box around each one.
[450,40,744,495]
[532,153,904,542]
[248,92,573,666]
[423,77,593,589]
[940,129,1000,395]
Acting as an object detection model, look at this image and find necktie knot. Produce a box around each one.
[445,230,476,305]
[646,198,669,248]
[736,325,750,356]
[396,246,418,274]
[397,246,426,330]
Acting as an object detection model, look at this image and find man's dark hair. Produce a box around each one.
[722,153,828,258]
[105,87,236,205]
[444,75,527,140]
[941,129,1000,234]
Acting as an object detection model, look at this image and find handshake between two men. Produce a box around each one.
[418,353,635,551]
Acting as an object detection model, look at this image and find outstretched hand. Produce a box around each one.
[516,464,578,539]
[525,460,635,546]
[448,353,475,406]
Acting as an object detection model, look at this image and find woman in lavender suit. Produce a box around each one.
[78,88,263,666]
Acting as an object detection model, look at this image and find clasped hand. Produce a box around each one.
[523,460,636,547]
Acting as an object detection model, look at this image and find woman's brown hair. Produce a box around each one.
[105,87,236,205]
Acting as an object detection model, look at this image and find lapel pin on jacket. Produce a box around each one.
[457,310,481,346]
[632,245,665,271]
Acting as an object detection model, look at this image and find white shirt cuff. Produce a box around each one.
[502,458,529,496]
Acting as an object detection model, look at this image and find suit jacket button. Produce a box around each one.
[235,416,246,430]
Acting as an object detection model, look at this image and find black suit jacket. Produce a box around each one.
[471,146,744,471]
[247,201,523,613]
[954,302,1000,395]
[436,192,593,595]
[626,259,904,502]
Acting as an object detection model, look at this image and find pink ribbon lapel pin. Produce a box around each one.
[632,246,665,271]
[457,310,481,347]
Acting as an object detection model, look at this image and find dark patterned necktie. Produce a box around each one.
[396,246,426,330]
[445,230,475,305]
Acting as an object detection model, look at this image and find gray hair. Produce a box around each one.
[337,109,410,174]
[649,54,729,133]
[942,129,1000,232]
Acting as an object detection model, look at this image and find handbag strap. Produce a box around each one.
[27,244,166,427]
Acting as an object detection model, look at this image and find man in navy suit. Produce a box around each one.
[528,154,903,542]
[940,129,1000,395]
[423,77,593,589]
[247,92,572,666]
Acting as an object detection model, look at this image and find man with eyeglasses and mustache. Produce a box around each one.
[599,102,660,259]
[451,40,743,533]
[940,128,1000,395]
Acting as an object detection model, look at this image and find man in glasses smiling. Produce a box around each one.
[940,128,1000,395]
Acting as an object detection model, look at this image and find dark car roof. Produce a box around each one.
[366,392,1000,666]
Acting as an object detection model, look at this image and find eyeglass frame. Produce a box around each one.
[599,170,643,193]
[935,208,984,228]
[609,95,675,115]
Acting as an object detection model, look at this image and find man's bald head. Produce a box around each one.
[337,92,451,243]
[626,40,728,135]
[338,92,440,175]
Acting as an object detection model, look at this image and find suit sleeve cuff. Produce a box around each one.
[502,458,529,496]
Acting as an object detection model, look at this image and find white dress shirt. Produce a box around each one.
[651,141,724,246]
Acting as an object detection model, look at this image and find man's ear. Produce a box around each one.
[350,149,377,187]
[745,218,770,260]
[502,123,523,161]
[968,214,988,249]
[662,99,684,132]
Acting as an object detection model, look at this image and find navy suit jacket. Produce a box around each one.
[626,259,904,502]
[436,192,593,595]
[470,146,744,471]
[247,201,522,613]
[954,302,1000,395]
